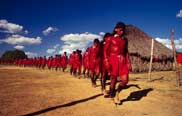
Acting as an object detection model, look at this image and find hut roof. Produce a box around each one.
[126,25,173,58]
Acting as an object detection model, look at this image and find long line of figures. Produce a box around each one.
[0,37,180,85]
[0,34,182,100]
[0,52,68,72]
[1,20,182,104]
[0,50,179,74]
[0,51,176,73]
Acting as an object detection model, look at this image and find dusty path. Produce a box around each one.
[0,65,182,116]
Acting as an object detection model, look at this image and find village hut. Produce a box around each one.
[125,25,173,72]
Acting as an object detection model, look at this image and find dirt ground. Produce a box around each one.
[0,65,182,116]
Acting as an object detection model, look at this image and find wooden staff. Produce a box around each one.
[170,29,180,86]
[148,39,154,81]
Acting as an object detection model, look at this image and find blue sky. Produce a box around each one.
[0,0,182,57]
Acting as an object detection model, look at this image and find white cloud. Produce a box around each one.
[155,37,182,51]
[0,19,23,34]
[99,32,105,36]
[14,45,24,50]
[176,9,182,18]
[53,44,60,49]
[43,26,58,35]
[59,32,102,54]
[25,52,38,58]
[24,30,28,34]
[46,44,60,54]
[46,49,56,54]
[0,34,42,45]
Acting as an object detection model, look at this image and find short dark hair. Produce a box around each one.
[103,32,111,39]
[94,38,100,43]
[114,22,126,30]
[113,22,126,35]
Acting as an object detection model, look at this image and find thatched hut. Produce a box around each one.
[125,25,173,72]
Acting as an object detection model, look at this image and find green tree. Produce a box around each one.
[1,50,27,60]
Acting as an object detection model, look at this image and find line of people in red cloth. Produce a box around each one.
[69,22,132,103]
[11,52,68,72]
[1,22,182,104]
[0,22,132,103]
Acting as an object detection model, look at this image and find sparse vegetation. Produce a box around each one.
[0,66,182,116]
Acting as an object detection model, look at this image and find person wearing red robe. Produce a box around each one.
[177,53,182,65]
[36,57,40,68]
[104,22,132,103]
[52,55,57,70]
[55,55,60,71]
[69,51,75,75]
[38,57,42,69]
[78,50,82,76]
[82,48,90,78]
[41,56,47,69]
[32,57,35,67]
[100,33,112,95]
[88,39,101,87]
[57,55,62,70]
[73,50,82,77]
[61,52,68,72]
[47,56,53,70]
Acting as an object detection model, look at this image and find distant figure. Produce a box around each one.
[41,56,47,69]
[88,38,101,87]
[78,50,82,76]
[82,48,90,78]
[61,52,68,72]
[177,53,182,65]
[72,50,82,77]
[69,51,75,75]
[55,55,60,71]
[104,22,132,103]
[47,56,53,70]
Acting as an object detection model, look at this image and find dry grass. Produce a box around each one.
[0,65,182,116]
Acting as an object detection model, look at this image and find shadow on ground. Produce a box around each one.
[23,93,102,116]
[119,88,153,105]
